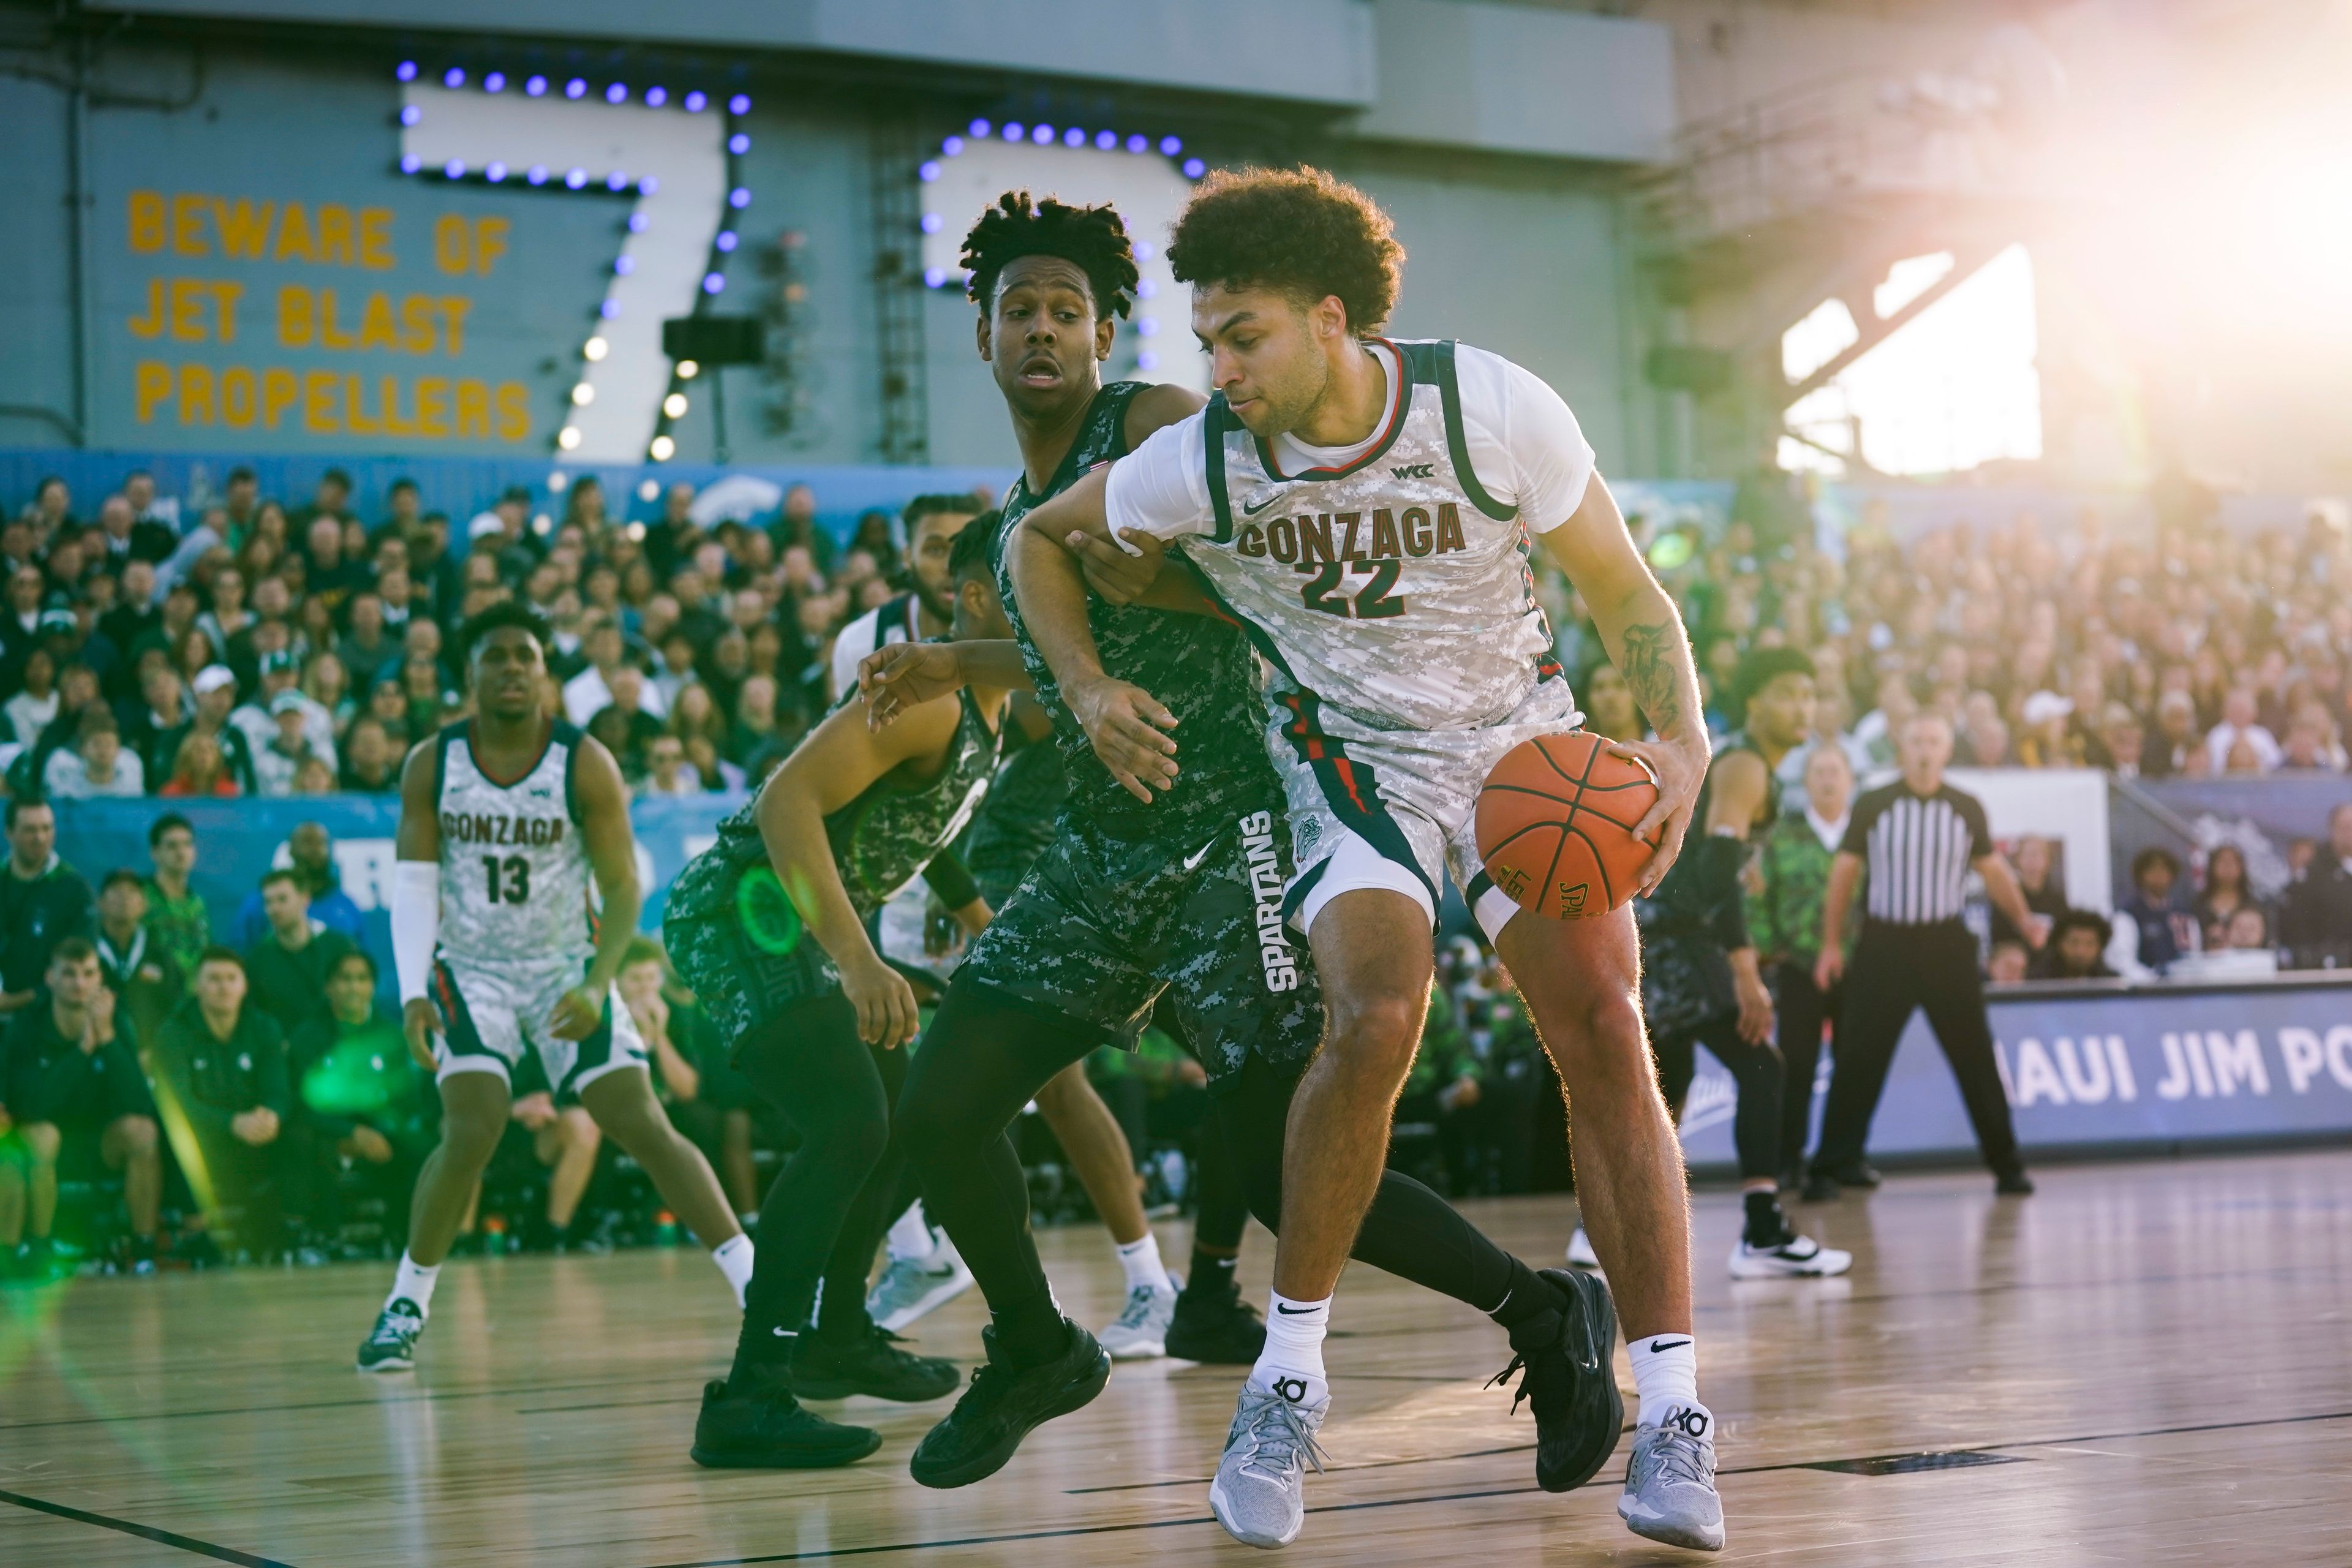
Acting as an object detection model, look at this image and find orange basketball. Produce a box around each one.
[1476,731,1660,919]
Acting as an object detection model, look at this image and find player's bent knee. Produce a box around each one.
[1322,993,1427,1083]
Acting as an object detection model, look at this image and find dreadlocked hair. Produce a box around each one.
[961,190,1139,320]
[1168,165,1403,336]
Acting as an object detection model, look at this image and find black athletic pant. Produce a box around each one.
[896,982,1525,1331]
[1814,920,2022,1176]
[730,993,909,1370]
[1650,1012,1786,1183]
[1773,959,1838,1170]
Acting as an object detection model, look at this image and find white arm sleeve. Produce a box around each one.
[391,861,441,1004]
[1102,414,1215,552]
[1454,347,1597,535]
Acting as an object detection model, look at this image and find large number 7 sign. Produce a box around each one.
[394,62,747,462]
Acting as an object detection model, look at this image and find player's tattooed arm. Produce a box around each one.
[1537,469,1710,894]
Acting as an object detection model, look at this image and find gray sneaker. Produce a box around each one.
[1618,1401,1725,1551]
[864,1240,973,1332]
[1208,1376,1330,1549]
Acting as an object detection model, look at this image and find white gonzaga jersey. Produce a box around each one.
[1104,339,1594,733]
[431,720,597,971]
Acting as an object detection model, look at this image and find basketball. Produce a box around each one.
[1475,731,1660,919]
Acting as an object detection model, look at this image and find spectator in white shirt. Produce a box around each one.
[43,709,144,799]
[562,617,667,726]
[3,646,58,747]
[2205,685,2282,774]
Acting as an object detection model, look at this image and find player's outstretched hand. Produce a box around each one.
[842,954,921,1049]
[1069,527,1166,605]
[1814,946,1846,994]
[548,986,603,1042]
[402,997,443,1073]
[859,642,967,729]
[1609,734,1709,896]
[1066,674,1178,802]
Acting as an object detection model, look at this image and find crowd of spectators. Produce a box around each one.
[0,465,984,805]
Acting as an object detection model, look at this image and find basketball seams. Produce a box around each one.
[1479,729,1658,918]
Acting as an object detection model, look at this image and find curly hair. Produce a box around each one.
[960,191,1139,320]
[1167,166,1404,335]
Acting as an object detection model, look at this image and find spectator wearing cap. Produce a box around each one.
[234,649,336,766]
[157,665,259,794]
[252,690,326,797]
[42,706,143,799]
[2280,803,2352,970]
[1,799,93,1015]
[2015,691,2085,767]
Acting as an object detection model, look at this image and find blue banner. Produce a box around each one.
[51,791,743,1002]
[1678,975,2352,1166]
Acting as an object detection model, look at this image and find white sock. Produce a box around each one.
[1252,1291,1331,1406]
[1627,1331,1700,1428]
[390,1253,439,1316]
[1115,1231,1173,1295]
[712,1234,755,1309]
[885,1202,934,1262]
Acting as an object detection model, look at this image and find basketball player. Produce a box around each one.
[1011,168,1725,1550]
[1623,647,1850,1279]
[867,193,1611,1518]
[664,521,1009,1468]
[356,604,751,1372]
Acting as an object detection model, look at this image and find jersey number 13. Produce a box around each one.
[481,854,532,904]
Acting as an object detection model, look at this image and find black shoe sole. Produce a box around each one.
[793,1368,962,1403]
[1534,1267,1624,1493]
[908,1340,1111,1489]
[690,1429,883,1470]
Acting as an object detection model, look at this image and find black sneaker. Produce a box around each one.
[356,1297,426,1371]
[1487,1267,1624,1493]
[1994,1167,2035,1196]
[1823,1160,1882,1188]
[909,1319,1110,1489]
[791,1321,961,1402]
[690,1363,881,1469]
[1165,1283,1267,1364]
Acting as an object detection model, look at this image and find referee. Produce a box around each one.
[1807,710,2045,1199]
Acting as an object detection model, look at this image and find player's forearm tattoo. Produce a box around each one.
[1618,620,1685,734]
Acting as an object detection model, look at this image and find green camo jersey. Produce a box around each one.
[957,734,1068,905]
[995,379,1280,843]
[666,687,1004,930]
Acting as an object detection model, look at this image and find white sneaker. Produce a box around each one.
[864,1237,974,1332]
[1098,1278,1181,1360]
[1566,1226,1602,1270]
[1727,1231,1852,1279]
[1619,1401,1725,1551]
[1209,1375,1330,1548]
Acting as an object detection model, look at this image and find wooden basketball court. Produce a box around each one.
[6,1149,2351,1566]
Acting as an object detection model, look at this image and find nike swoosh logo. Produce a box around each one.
[1646,1338,1692,1353]
[1242,494,1286,516]
[1275,1303,1321,1316]
[1182,836,1219,872]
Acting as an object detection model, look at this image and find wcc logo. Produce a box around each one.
[1391,462,1434,480]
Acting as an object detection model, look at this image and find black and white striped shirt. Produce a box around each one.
[1841,780,1993,925]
